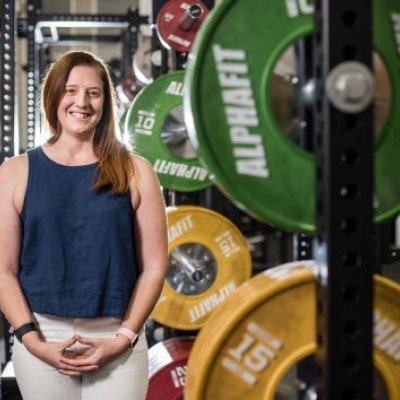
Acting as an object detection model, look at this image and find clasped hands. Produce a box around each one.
[27,334,131,376]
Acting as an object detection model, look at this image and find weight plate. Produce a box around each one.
[133,35,153,85]
[185,0,400,233]
[116,71,144,103]
[152,205,252,330]
[119,109,128,133]
[124,71,213,192]
[146,337,194,400]
[184,261,400,399]
[156,0,209,53]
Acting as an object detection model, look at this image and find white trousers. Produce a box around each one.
[12,313,149,400]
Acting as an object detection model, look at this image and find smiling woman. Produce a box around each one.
[0,50,168,400]
[57,65,104,139]
[40,51,132,191]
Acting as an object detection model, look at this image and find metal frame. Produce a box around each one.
[25,0,147,148]
[377,221,400,269]
[314,0,374,398]
[171,50,188,71]
[0,0,17,162]
[0,0,384,397]
[36,34,123,45]
[294,234,313,261]
[151,0,170,78]
[0,0,18,373]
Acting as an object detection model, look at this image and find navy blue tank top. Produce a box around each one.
[20,147,138,318]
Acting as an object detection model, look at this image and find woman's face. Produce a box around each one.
[57,65,105,139]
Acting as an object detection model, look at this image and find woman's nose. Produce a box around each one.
[75,91,89,107]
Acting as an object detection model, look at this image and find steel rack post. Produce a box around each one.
[2,319,13,365]
[121,9,137,77]
[0,0,17,162]
[151,0,169,79]
[0,0,17,365]
[293,234,313,261]
[121,7,148,77]
[293,34,314,265]
[171,50,188,71]
[26,0,41,149]
[313,0,374,399]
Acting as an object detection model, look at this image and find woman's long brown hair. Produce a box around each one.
[41,50,134,194]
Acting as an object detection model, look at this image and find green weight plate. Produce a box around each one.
[125,70,213,192]
[119,109,129,132]
[185,0,400,233]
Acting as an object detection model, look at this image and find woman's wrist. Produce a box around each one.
[116,327,138,347]
[21,331,44,353]
[14,321,38,343]
[114,333,132,351]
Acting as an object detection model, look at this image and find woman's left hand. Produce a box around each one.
[59,335,131,371]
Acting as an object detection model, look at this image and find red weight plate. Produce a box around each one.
[146,338,195,400]
[156,0,209,52]
[117,71,144,104]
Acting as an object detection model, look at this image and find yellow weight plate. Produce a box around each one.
[152,205,252,330]
[185,261,400,399]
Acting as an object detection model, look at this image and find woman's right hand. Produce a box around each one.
[22,333,99,376]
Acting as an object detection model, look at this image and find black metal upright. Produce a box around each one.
[121,8,147,77]
[0,0,17,162]
[314,0,374,399]
[26,0,42,150]
[151,0,170,78]
[0,0,18,365]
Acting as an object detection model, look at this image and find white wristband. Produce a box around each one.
[116,327,138,347]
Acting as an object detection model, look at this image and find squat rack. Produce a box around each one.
[0,0,384,399]
[314,0,374,398]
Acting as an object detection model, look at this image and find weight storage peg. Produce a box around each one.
[325,61,375,113]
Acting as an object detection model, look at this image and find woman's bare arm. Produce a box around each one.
[120,156,168,334]
[0,156,37,337]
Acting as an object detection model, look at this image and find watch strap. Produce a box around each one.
[14,322,38,343]
[116,327,138,347]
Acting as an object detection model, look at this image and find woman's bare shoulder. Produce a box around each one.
[131,154,152,169]
[130,154,157,180]
[0,154,28,181]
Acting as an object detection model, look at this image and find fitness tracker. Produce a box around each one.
[14,322,38,343]
[116,327,138,347]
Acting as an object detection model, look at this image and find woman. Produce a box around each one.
[0,50,168,399]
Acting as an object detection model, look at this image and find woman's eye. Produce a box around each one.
[89,91,101,97]
[65,89,76,95]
